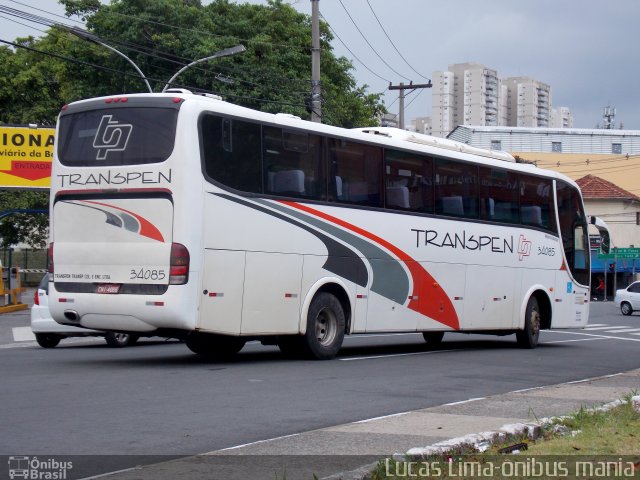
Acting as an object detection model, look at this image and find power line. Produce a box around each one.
[320,13,390,84]
[336,0,411,82]
[0,3,315,89]
[0,6,313,95]
[0,38,309,110]
[364,0,430,82]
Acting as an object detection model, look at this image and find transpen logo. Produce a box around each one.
[93,114,132,160]
[518,234,532,261]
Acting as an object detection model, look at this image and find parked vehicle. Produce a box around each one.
[614,281,640,315]
[30,274,139,348]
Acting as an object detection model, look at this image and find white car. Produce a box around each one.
[614,280,640,316]
[30,274,139,348]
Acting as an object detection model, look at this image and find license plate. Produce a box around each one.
[96,284,121,294]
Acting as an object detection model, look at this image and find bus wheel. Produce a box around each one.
[185,332,246,359]
[516,296,541,348]
[35,333,62,348]
[422,331,444,346]
[303,292,345,360]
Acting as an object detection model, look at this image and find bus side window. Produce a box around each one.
[519,175,555,231]
[329,139,382,207]
[479,167,519,223]
[200,114,262,193]
[263,127,325,200]
[435,159,478,218]
[384,149,433,213]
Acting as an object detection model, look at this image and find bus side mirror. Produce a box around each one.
[590,216,611,254]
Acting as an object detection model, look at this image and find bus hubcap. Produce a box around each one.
[315,308,337,346]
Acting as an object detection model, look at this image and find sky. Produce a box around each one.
[1,0,639,129]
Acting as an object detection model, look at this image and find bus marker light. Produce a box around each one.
[284,293,298,298]
[408,295,419,300]
[454,296,463,301]
[146,301,165,306]
[58,298,74,303]
[356,294,367,299]
[208,292,224,297]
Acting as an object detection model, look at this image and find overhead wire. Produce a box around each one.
[335,0,412,82]
[319,12,390,84]
[0,38,309,110]
[364,0,430,82]
[1,2,314,89]
[0,5,312,100]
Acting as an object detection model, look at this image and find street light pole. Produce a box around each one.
[162,45,246,93]
[68,27,153,93]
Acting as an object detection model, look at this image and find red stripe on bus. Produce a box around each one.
[279,201,460,330]
[84,200,165,242]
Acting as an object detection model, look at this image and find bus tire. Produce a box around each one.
[621,302,633,316]
[185,332,246,359]
[516,296,541,348]
[422,331,444,346]
[105,332,137,348]
[35,333,61,348]
[302,292,345,360]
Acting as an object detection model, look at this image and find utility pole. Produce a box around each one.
[388,81,432,129]
[310,0,322,122]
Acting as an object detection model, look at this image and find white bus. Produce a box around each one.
[48,90,608,359]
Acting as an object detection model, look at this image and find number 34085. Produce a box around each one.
[129,268,166,280]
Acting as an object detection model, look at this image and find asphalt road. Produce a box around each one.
[1,300,639,464]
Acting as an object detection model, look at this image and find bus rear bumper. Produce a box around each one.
[49,286,197,333]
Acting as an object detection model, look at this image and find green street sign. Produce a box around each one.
[612,247,640,255]
[598,248,640,260]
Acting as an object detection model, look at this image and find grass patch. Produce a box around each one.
[368,395,640,479]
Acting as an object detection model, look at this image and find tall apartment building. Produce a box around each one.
[550,107,574,128]
[503,76,551,127]
[432,63,499,137]
[429,62,570,137]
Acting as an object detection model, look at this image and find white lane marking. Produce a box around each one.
[339,349,458,361]
[442,397,486,406]
[216,433,301,452]
[604,328,640,333]
[12,326,36,341]
[583,325,626,330]
[353,412,411,424]
[78,467,140,480]
[550,330,640,342]
[544,338,605,344]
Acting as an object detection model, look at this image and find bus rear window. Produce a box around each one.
[58,108,178,166]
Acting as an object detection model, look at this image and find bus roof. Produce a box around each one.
[63,90,582,191]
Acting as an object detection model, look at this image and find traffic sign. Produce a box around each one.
[613,248,640,255]
[598,248,640,260]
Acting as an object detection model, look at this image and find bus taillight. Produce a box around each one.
[169,243,190,285]
[47,242,54,274]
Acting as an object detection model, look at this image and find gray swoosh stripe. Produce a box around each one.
[259,200,410,304]
[214,194,368,287]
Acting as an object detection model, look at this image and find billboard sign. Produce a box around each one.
[0,125,54,189]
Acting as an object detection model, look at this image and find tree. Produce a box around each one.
[0,191,49,248]
[0,0,385,247]
[55,0,384,127]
